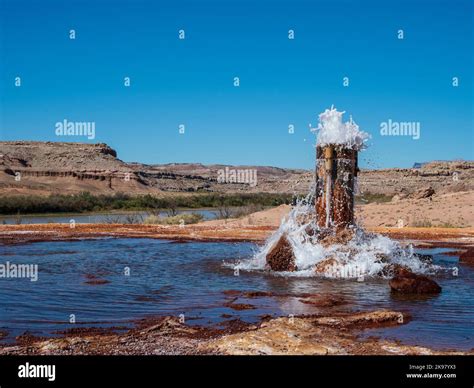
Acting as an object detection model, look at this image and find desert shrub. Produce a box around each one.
[355,193,393,204]
[143,215,161,224]
[438,222,458,228]
[216,204,267,219]
[143,213,204,225]
[411,219,433,227]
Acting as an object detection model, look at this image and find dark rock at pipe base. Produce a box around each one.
[389,267,441,294]
[265,234,297,272]
[314,257,338,275]
[459,248,474,265]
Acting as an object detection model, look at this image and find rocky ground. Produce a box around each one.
[202,310,470,355]
[1,310,470,356]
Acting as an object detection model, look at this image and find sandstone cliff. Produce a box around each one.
[0,141,472,197]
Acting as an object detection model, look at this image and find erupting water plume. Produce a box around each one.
[233,107,450,283]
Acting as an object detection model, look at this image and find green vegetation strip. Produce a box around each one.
[0,192,293,215]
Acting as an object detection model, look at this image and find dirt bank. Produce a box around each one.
[0,218,473,247]
[0,223,274,244]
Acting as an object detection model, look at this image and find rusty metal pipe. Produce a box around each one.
[324,146,334,173]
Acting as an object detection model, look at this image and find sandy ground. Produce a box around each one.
[201,191,474,229]
[358,191,474,228]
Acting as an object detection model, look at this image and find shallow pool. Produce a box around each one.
[0,239,472,351]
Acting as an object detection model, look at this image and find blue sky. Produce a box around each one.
[0,0,472,169]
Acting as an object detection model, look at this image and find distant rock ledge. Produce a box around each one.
[0,141,472,196]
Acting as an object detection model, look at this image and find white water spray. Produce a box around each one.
[233,107,447,279]
[234,186,442,278]
[312,105,369,150]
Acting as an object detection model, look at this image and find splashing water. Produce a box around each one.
[233,187,446,278]
[233,106,449,279]
[311,105,370,150]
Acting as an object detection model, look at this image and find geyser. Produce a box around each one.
[235,106,447,292]
[265,105,370,272]
[314,106,368,229]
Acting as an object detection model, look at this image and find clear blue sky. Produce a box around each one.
[0,0,472,169]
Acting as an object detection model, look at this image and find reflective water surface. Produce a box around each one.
[0,239,472,351]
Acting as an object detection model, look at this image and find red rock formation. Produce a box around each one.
[459,248,474,265]
[413,186,435,199]
[314,257,338,275]
[265,234,297,272]
[389,268,441,294]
